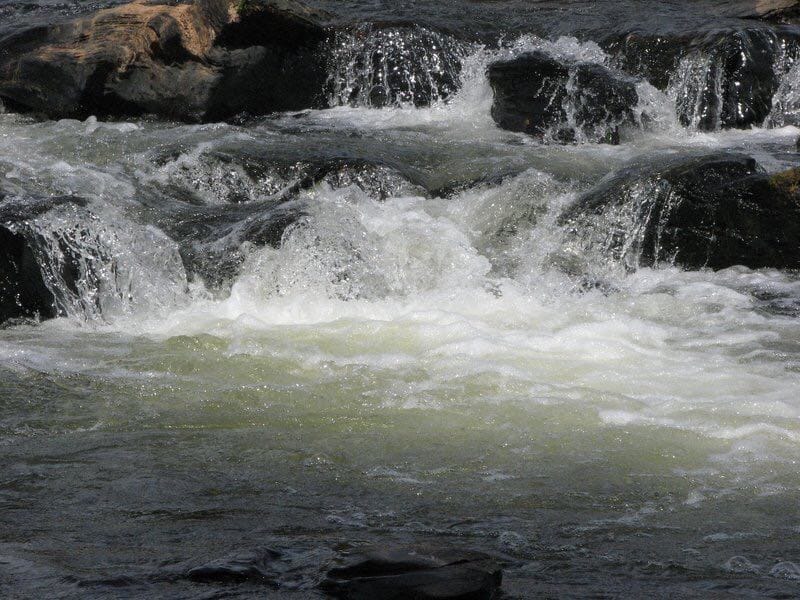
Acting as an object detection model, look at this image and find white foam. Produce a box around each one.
[1,51,800,501]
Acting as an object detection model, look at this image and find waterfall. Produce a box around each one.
[3,198,188,322]
[667,29,792,131]
[326,25,469,108]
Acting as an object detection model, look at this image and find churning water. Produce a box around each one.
[2,9,800,598]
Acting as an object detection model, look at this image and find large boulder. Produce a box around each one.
[559,153,800,271]
[0,0,331,121]
[488,51,639,144]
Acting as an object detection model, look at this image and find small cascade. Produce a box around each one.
[669,52,725,130]
[326,25,469,108]
[559,175,679,275]
[3,198,188,322]
[232,185,490,302]
[667,29,790,131]
[766,44,800,127]
[560,63,642,144]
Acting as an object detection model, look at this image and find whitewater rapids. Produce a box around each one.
[1,32,800,598]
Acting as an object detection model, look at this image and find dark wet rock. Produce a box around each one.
[559,152,800,270]
[0,223,55,323]
[489,52,571,137]
[0,0,331,121]
[187,548,282,584]
[215,0,328,49]
[0,193,88,323]
[488,51,639,144]
[203,0,332,120]
[604,33,690,90]
[205,45,327,120]
[321,546,503,600]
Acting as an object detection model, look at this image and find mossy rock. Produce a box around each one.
[769,166,800,196]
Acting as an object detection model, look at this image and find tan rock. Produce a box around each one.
[0,0,329,121]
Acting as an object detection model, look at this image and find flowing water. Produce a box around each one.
[3,3,800,599]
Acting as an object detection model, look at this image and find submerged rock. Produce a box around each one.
[488,51,639,144]
[154,149,428,205]
[559,152,800,271]
[314,159,428,200]
[0,0,331,121]
[147,152,428,288]
[321,546,503,600]
[187,548,282,584]
[150,196,303,289]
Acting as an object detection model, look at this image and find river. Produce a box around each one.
[2,2,800,598]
